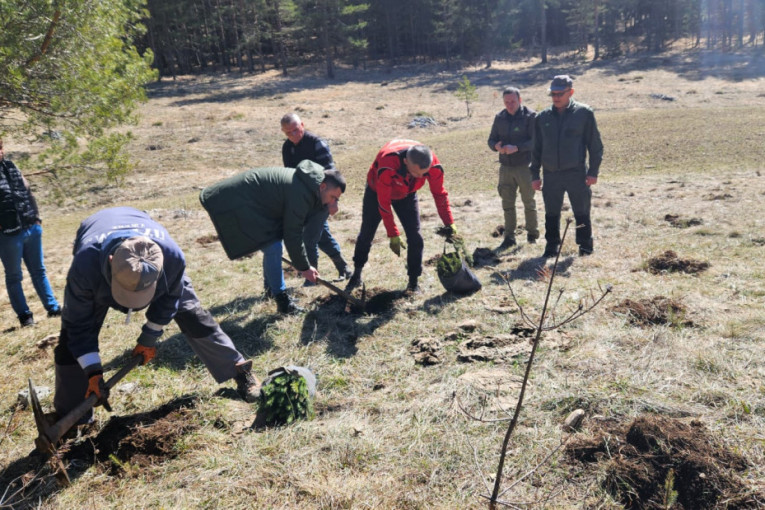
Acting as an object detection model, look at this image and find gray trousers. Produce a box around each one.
[53,274,244,421]
[498,164,539,239]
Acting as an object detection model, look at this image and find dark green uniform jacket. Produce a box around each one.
[487,105,536,167]
[529,99,603,181]
[199,160,326,271]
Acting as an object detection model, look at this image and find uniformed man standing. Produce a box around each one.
[530,75,604,257]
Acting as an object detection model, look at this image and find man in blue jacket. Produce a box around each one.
[53,207,260,423]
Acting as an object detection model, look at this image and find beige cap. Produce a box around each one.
[110,236,163,309]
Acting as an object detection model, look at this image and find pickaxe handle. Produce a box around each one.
[281,257,365,310]
[30,354,143,454]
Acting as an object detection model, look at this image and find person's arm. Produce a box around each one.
[488,115,502,152]
[530,117,543,182]
[427,165,454,227]
[281,140,291,167]
[61,254,105,371]
[283,194,314,271]
[516,111,536,154]
[375,170,401,238]
[312,138,335,170]
[144,250,185,327]
[585,111,604,179]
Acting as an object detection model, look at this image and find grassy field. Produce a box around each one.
[1,49,765,508]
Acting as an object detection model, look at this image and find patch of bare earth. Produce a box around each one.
[567,415,765,509]
[610,296,692,327]
[645,250,710,275]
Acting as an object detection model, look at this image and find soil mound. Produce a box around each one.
[567,414,763,509]
[472,247,501,267]
[490,225,505,238]
[645,250,710,275]
[610,296,691,327]
[664,214,703,228]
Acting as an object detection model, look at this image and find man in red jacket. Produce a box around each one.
[346,139,456,293]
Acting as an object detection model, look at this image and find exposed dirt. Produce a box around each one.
[195,233,219,245]
[410,337,443,365]
[65,396,199,477]
[472,247,501,267]
[645,250,710,275]
[664,214,703,228]
[566,414,764,509]
[313,286,404,315]
[610,296,691,327]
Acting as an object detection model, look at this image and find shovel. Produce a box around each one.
[282,257,366,311]
[28,353,144,457]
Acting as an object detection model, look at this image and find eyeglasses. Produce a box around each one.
[550,90,570,98]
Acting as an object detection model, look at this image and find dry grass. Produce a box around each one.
[2,48,765,508]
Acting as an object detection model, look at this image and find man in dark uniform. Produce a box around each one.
[530,75,604,257]
[280,113,352,284]
[487,87,538,250]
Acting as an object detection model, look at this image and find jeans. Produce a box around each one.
[262,240,286,295]
[0,223,59,317]
[303,207,342,268]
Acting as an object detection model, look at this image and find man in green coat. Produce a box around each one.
[200,160,346,314]
[530,75,604,257]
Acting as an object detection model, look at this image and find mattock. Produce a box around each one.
[28,354,144,483]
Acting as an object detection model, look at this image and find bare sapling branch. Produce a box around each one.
[482,218,612,509]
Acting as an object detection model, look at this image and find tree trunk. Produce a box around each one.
[540,0,547,64]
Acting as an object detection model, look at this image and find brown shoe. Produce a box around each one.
[234,360,261,403]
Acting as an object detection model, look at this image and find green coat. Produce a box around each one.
[199,160,325,271]
[530,99,603,181]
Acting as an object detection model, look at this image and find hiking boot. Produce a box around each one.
[19,312,35,328]
[345,272,363,291]
[579,247,594,256]
[526,234,538,244]
[274,292,304,315]
[330,255,353,282]
[47,307,62,318]
[234,360,261,403]
[497,237,516,251]
[404,276,420,295]
[542,244,560,258]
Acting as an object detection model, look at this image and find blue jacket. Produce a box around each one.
[62,207,186,361]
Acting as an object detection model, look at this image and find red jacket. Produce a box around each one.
[367,139,454,238]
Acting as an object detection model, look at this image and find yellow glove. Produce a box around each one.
[448,224,458,236]
[389,236,406,257]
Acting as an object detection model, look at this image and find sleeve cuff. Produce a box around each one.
[78,352,103,374]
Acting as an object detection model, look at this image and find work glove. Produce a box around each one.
[448,224,458,237]
[134,324,162,365]
[85,372,112,412]
[389,236,406,257]
[132,344,157,365]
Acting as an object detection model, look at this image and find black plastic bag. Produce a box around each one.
[437,247,481,295]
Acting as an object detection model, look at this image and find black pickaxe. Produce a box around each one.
[282,257,366,311]
[28,353,143,458]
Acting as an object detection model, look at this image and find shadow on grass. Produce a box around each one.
[0,395,198,508]
[491,255,575,283]
[147,48,765,109]
[298,291,403,358]
[102,295,276,374]
[422,291,464,315]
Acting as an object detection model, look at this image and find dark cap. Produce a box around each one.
[549,75,573,92]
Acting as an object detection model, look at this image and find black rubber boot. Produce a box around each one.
[330,254,353,281]
[275,292,304,315]
[345,270,363,291]
[405,276,420,295]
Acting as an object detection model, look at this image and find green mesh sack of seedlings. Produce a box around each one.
[257,367,315,426]
[435,226,474,267]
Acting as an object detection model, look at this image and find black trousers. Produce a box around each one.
[352,186,424,278]
[541,168,593,250]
